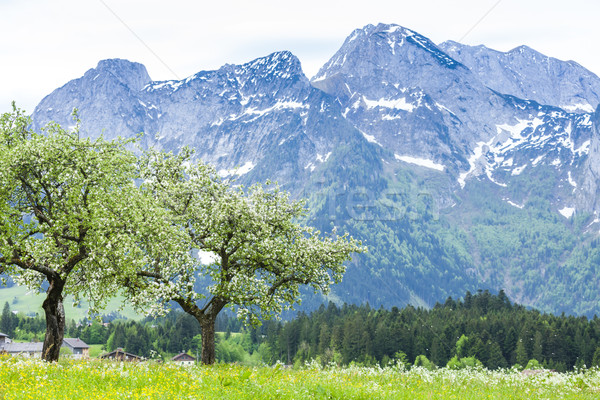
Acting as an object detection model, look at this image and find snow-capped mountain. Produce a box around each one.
[311,23,597,217]
[29,23,600,316]
[33,52,377,187]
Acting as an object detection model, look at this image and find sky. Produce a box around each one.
[1,0,600,113]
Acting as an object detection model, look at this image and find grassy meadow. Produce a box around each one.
[1,358,600,399]
[1,286,142,321]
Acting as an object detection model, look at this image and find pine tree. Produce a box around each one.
[502,327,518,365]
[0,302,14,336]
[456,334,469,358]
[430,339,447,367]
[486,340,508,369]
[112,323,127,350]
[532,331,544,362]
[125,325,145,356]
[470,337,489,366]
[88,320,107,345]
[317,324,331,355]
[342,316,363,364]
[592,347,600,367]
[516,339,529,367]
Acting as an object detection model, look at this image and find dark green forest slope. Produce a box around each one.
[298,152,600,317]
[3,290,600,372]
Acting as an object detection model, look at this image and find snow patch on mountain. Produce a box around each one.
[243,101,308,117]
[511,165,527,176]
[457,107,595,190]
[363,96,416,112]
[316,152,333,163]
[360,131,382,146]
[562,103,595,113]
[504,198,525,209]
[559,207,576,218]
[435,102,456,116]
[568,171,578,189]
[394,154,445,171]
[218,161,255,177]
[458,141,487,188]
[574,140,591,156]
[145,80,184,92]
[532,155,545,166]
[495,118,545,148]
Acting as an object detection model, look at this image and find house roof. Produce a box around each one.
[3,342,43,353]
[0,332,8,338]
[99,348,143,360]
[171,352,196,361]
[63,338,89,349]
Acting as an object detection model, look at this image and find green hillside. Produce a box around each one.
[0,286,143,321]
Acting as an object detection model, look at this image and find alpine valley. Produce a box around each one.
[28,23,600,317]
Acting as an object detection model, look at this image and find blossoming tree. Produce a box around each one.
[125,149,365,364]
[0,107,169,361]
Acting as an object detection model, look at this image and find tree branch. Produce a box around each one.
[137,270,165,280]
[0,255,55,278]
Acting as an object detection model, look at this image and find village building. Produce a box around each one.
[0,333,89,359]
[62,338,90,359]
[1,342,43,358]
[0,332,9,347]
[171,352,196,365]
[99,348,144,362]
[0,332,42,358]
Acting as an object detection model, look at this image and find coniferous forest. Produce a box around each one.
[3,290,600,372]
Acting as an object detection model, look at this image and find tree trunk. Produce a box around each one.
[41,277,65,362]
[175,296,226,365]
[200,317,217,365]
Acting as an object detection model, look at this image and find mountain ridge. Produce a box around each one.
[439,40,600,113]
[27,23,600,317]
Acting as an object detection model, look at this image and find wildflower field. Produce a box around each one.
[1,358,600,399]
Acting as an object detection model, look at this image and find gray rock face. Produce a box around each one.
[94,59,152,92]
[439,41,600,113]
[311,23,597,216]
[32,58,154,143]
[32,52,375,189]
[580,105,600,214]
[311,23,486,171]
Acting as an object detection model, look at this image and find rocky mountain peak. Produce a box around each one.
[313,23,463,83]
[235,51,306,81]
[508,44,539,55]
[439,41,600,113]
[90,58,151,92]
